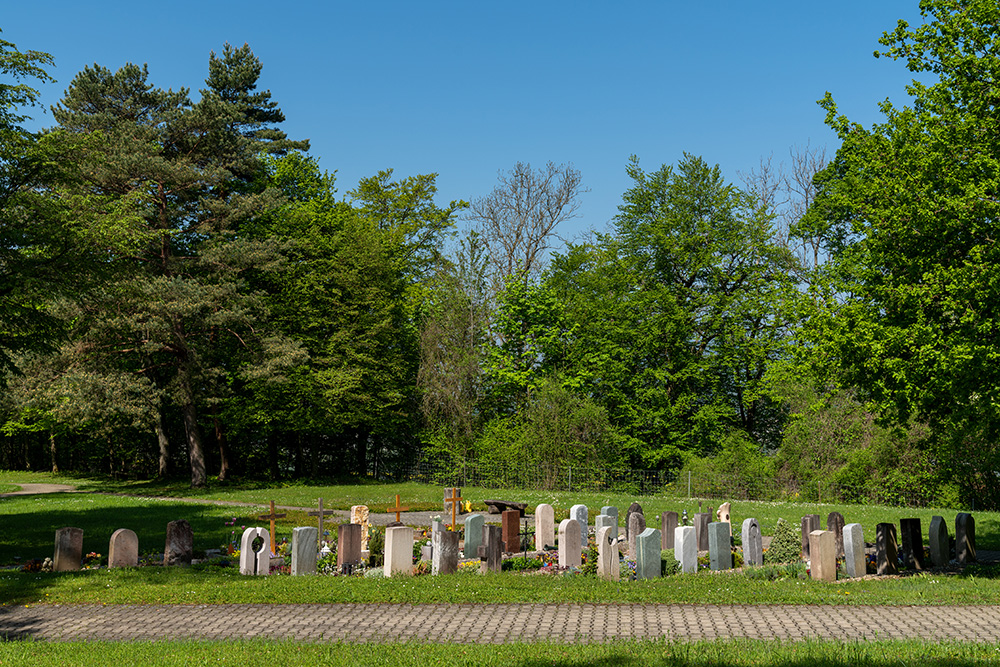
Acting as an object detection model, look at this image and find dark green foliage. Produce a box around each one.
[502,556,542,572]
[661,549,680,576]
[367,525,385,568]
[764,518,801,564]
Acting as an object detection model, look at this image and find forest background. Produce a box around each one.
[2,0,999,510]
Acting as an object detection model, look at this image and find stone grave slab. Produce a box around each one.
[570,504,588,549]
[844,523,865,578]
[800,515,820,559]
[899,518,924,570]
[627,512,646,560]
[675,525,697,574]
[876,522,898,575]
[708,522,732,571]
[636,527,662,580]
[693,513,710,551]
[929,515,949,567]
[827,511,846,559]
[384,525,414,577]
[164,519,193,567]
[956,513,976,564]
[624,502,643,542]
[501,509,520,552]
[54,527,83,572]
[596,525,619,582]
[558,519,582,567]
[432,529,459,575]
[292,526,318,575]
[661,511,678,550]
[479,525,502,573]
[108,528,138,568]
[337,523,362,569]
[350,505,370,552]
[535,503,555,550]
[464,514,485,558]
[810,529,837,582]
[239,527,270,575]
[741,518,762,566]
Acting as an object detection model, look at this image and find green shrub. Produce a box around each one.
[661,550,680,576]
[502,556,542,572]
[367,526,385,567]
[764,518,801,564]
[582,538,598,576]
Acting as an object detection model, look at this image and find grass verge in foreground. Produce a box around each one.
[4,566,1000,607]
[0,639,997,666]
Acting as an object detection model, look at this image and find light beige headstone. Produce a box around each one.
[717,502,732,536]
[809,529,837,582]
[558,519,581,567]
[108,528,139,568]
[384,525,414,577]
[597,526,620,582]
[350,505,370,551]
[535,503,555,551]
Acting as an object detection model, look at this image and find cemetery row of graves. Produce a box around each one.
[32,487,981,585]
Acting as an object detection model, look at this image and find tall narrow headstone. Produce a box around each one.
[876,522,898,575]
[53,527,83,572]
[292,526,318,575]
[570,504,589,549]
[337,523,361,568]
[108,528,138,568]
[627,512,646,559]
[624,502,643,542]
[501,509,520,552]
[350,505,370,552]
[535,504,555,550]
[558,519,582,567]
[693,513,710,551]
[956,513,976,564]
[675,525,697,574]
[899,518,924,570]
[708,522,732,571]
[600,506,619,532]
[636,527,662,579]
[843,523,866,578]
[239,527,270,575]
[384,525,414,577]
[432,529,459,575]
[595,514,616,543]
[809,529,837,582]
[661,512,678,550]
[827,512,846,559]
[164,519,193,567]
[478,525,502,573]
[741,518,762,566]
[464,514,485,557]
[929,515,949,567]
[800,515,820,559]
[443,487,462,516]
[596,526,620,581]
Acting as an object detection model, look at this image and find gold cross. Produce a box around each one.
[387,494,408,523]
[445,488,462,530]
[257,500,286,555]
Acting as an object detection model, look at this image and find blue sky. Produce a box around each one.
[4,1,926,243]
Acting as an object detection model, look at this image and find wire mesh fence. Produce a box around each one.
[389,458,941,508]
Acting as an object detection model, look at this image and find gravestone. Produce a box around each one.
[420,543,433,562]
[501,509,520,552]
[558,519,582,567]
[928,515,949,567]
[570,504,589,549]
[843,523,866,578]
[956,513,976,564]
[464,514,485,557]
[478,525,503,574]
[535,503,555,550]
[53,527,83,572]
[899,518,924,570]
[432,529,459,575]
[708,522,732,571]
[308,498,336,547]
[595,514,616,543]
[239,527,270,575]
[741,518,762,566]
[596,525,620,582]
[108,528,138,568]
[164,519,193,567]
[384,525,414,577]
[661,511,678,550]
[693,513,711,551]
[627,512,646,560]
[337,523,362,568]
[716,502,732,536]
[636,527,662,580]
[257,501,286,556]
[291,526,318,575]
[443,487,462,516]
[809,530,836,582]
[876,522,898,575]
[800,515,820,559]
[827,512,846,559]
[350,505,370,552]
[624,502,643,542]
[600,506,619,532]
[675,525,697,573]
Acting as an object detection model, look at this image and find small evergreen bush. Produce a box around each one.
[764,518,801,564]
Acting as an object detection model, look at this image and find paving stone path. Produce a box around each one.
[2,603,999,643]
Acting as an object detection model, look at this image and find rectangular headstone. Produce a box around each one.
[292,526,318,575]
[432,529,459,575]
[843,523,865,578]
[570,504,588,549]
[164,519,193,567]
[420,544,433,561]
[800,515,820,559]
[636,527,662,580]
[595,514,616,542]
[827,512,846,559]
[558,518,582,567]
[956,513,976,564]
[675,525,697,574]
[600,505,619,531]
[108,528,138,568]
[535,504,555,550]
[464,514,484,558]
[596,525,620,581]
[54,527,83,572]
[929,515,949,567]
[809,529,837,582]
[478,525,502,573]
[899,518,924,570]
[337,523,361,568]
[627,512,646,560]
[741,518,762,567]
[350,505,370,552]
[708,522,732,571]
[876,522,898,575]
[661,512,678,550]
[501,509,520,552]
[384,525,414,577]
[693,513,711,551]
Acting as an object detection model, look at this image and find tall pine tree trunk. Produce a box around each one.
[177,369,207,488]
[49,431,59,474]
[212,407,230,482]
[155,408,170,478]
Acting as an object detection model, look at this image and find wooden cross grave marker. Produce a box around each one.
[387,494,409,523]
[445,487,462,530]
[258,500,286,556]
[308,498,337,546]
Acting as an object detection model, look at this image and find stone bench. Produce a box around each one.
[483,499,528,516]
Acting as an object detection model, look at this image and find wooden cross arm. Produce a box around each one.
[307,509,337,517]
[258,512,287,520]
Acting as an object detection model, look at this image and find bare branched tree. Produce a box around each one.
[467,161,586,294]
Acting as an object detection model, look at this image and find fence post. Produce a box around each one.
[687,470,692,498]
[817,480,821,504]
[568,467,572,492]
